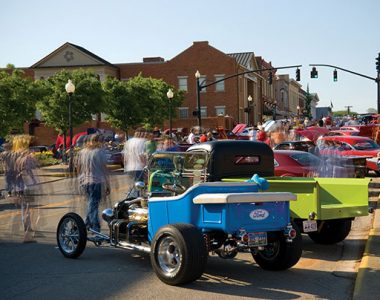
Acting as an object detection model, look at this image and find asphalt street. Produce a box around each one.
[0,170,375,299]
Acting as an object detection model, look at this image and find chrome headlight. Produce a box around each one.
[102,208,114,223]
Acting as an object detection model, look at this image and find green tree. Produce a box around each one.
[332,110,358,117]
[0,66,40,136]
[103,74,183,134]
[36,69,104,136]
[304,85,313,119]
[102,77,141,133]
[367,107,377,114]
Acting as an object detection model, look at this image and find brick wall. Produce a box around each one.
[116,41,241,130]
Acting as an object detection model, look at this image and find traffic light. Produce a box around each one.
[376,53,380,72]
[296,68,300,81]
[310,67,318,78]
[268,71,273,85]
[333,69,338,82]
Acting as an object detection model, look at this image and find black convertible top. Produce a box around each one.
[187,140,274,181]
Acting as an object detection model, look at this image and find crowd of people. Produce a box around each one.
[0,135,40,243]
[0,114,367,242]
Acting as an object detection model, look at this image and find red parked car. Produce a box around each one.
[274,150,320,177]
[316,136,380,157]
[324,130,359,136]
[273,150,357,178]
[316,135,380,174]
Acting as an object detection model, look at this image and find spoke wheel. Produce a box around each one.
[57,213,87,259]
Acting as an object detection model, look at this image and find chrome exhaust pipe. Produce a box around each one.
[118,241,151,253]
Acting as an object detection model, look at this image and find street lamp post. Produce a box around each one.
[65,79,75,173]
[273,100,277,121]
[247,95,253,126]
[166,88,174,138]
[195,70,202,128]
[297,105,300,119]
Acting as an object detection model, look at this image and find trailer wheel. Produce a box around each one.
[150,224,208,285]
[252,223,302,271]
[308,219,352,245]
[56,213,87,258]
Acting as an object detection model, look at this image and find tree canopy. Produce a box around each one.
[103,74,183,132]
[367,107,377,114]
[0,67,41,136]
[36,69,104,133]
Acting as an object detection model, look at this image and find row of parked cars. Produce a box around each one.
[272,126,380,177]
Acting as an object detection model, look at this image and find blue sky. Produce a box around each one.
[1,0,379,113]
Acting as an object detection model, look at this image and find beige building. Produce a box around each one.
[31,42,119,81]
[289,78,302,116]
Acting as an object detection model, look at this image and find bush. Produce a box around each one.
[32,150,60,166]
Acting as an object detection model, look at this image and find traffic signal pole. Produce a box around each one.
[377,53,380,114]
[309,63,379,112]
[195,65,302,127]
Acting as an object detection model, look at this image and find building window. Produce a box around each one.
[178,107,189,119]
[178,76,188,92]
[215,75,225,92]
[199,76,207,92]
[201,106,207,117]
[215,106,226,116]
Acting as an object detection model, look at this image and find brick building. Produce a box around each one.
[5,41,314,144]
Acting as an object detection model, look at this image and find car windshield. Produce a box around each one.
[289,152,321,166]
[353,140,380,150]
[148,152,209,192]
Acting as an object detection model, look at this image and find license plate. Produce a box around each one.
[303,220,317,232]
[248,232,267,247]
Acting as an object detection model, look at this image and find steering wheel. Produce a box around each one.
[162,183,186,194]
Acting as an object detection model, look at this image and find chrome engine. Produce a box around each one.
[102,197,148,246]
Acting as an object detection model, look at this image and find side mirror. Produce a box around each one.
[134,181,145,191]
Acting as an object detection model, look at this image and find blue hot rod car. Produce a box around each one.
[56,141,302,285]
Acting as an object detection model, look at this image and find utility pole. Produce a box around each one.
[376,53,380,113]
[345,105,353,115]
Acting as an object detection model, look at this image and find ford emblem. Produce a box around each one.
[250,209,269,221]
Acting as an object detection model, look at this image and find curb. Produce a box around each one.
[40,164,122,178]
[352,202,380,300]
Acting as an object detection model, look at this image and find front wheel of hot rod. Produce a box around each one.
[150,224,208,285]
[56,213,87,259]
[308,219,352,245]
[252,224,302,271]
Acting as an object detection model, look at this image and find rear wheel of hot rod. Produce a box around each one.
[252,223,302,271]
[308,219,352,245]
[56,213,87,259]
[150,224,208,285]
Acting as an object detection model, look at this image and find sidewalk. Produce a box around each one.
[40,163,122,177]
[353,197,380,300]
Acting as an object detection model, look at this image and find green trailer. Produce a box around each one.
[187,141,371,245]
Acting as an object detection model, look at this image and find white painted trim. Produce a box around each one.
[193,192,296,204]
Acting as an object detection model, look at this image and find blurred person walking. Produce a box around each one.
[123,128,147,196]
[11,135,40,243]
[76,134,110,234]
[0,142,16,196]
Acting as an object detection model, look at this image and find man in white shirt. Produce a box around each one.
[123,128,147,196]
[187,126,200,144]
